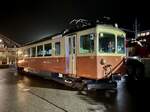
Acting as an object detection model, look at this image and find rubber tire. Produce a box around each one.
[127,65,144,81]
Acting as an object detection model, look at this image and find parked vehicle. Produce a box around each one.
[17,24,126,90]
[126,32,150,80]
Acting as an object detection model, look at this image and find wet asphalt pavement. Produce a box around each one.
[0,67,150,112]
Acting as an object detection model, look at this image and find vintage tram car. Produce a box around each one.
[17,24,126,90]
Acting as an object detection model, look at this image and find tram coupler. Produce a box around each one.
[87,82,116,90]
[82,79,117,91]
[111,74,122,81]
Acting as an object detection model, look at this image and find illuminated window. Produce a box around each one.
[0,39,4,48]
[99,33,115,53]
[137,34,141,37]
[24,48,30,57]
[80,34,94,54]
[146,32,150,36]
[31,47,36,57]
[37,45,43,56]
[55,42,61,55]
[141,33,146,36]
[44,43,52,56]
[117,36,125,54]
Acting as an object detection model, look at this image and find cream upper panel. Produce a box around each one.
[96,25,126,37]
[63,27,96,56]
[76,27,96,56]
[19,34,64,58]
[96,25,126,56]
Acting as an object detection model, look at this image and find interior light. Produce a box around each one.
[146,32,150,36]
[141,33,145,36]
[137,34,140,37]
[100,33,104,37]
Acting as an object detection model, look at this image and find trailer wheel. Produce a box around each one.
[127,65,134,78]
[127,64,144,81]
[135,66,144,80]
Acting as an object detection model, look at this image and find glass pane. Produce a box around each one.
[27,48,30,57]
[80,34,94,53]
[99,33,115,53]
[44,43,52,56]
[73,36,76,54]
[69,38,72,54]
[37,45,43,56]
[55,42,60,55]
[31,47,36,57]
[117,36,125,54]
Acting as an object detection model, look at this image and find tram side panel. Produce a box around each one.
[24,57,66,74]
[76,56,97,79]
[97,56,126,79]
[75,28,98,79]
[18,37,67,75]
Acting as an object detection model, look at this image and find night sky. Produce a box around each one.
[0,0,149,44]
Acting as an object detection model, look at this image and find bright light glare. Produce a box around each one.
[18,50,23,55]
[100,33,104,37]
[146,32,150,36]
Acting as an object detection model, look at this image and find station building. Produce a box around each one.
[137,30,150,57]
[0,34,20,65]
[137,30,150,43]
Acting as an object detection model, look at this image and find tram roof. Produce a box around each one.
[23,25,96,46]
[24,33,62,46]
[23,24,123,46]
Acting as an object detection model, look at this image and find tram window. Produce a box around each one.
[44,43,52,56]
[69,38,72,54]
[37,45,43,56]
[31,47,36,57]
[17,49,24,58]
[27,48,30,57]
[117,36,125,54]
[80,34,94,54]
[23,48,30,57]
[55,42,61,55]
[99,33,115,53]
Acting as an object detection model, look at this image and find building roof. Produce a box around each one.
[24,33,62,46]
[0,34,20,48]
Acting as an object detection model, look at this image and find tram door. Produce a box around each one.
[66,35,76,75]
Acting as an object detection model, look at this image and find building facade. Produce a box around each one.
[0,34,20,65]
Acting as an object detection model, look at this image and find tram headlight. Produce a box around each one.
[100,59,106,65]
[18,60,25,64]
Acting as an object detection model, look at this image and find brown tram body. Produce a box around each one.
[17,25,126,88]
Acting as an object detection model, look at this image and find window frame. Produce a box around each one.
[117,35,125,54]
[37,45,44,57]
[55,42,61,56]
[79,33,95,54]
[31,46,36,57]
[99,32,116,54]
[44,43,52,56]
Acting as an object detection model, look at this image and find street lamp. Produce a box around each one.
[0,39,2,43]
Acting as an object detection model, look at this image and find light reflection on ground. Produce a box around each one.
[0,68,149,112]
